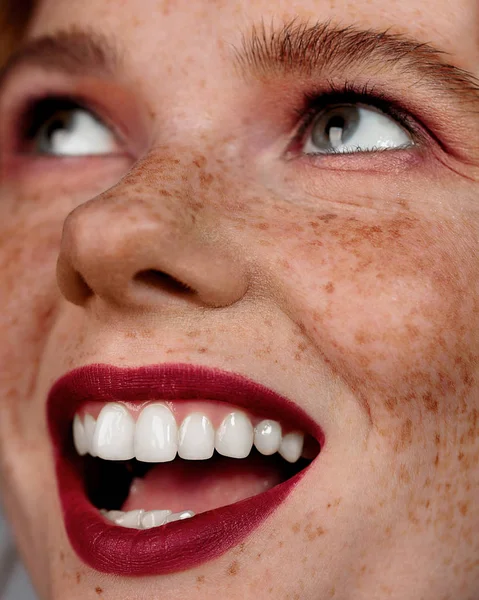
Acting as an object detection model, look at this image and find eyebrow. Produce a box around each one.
[233,19,479,109]
[0,29,121,88]
[1,20,478,112]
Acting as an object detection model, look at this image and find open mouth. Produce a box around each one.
[47,364,323,576]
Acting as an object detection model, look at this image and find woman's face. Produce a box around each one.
[1,0,478,598]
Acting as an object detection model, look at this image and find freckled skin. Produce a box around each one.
[0,0,478,599]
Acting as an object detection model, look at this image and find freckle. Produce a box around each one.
[395,418,413,451]
[278,540,284,548]
[324,282,335,293]
[385,396,398,411]
[199,172,214,187]
[76,573,81,584]
[193,156,207,169]
[318,213,338,222]
[305,523,326,540]
[257,552,262,558]
[355,329,373,345]
[198,347,207,353]
[434,452,440,466]
[95,587,103,595]
[398,464,410,483]
[423,392,438,413]
[196,575,205,584]
[397,197,410,210]
[292,522,301,533]
[408,510,419,525]
[228,560,239,576]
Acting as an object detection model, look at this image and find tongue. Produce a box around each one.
[122,453,285,514]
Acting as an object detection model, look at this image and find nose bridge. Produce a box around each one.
[56,151,248,310]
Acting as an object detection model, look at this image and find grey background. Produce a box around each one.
[0,511,37,600]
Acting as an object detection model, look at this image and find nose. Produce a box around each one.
[56,156,248,310]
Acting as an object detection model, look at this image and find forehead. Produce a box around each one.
[30,0,479,73]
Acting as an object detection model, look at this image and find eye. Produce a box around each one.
[26,98,118,157]
[301,104,413,155]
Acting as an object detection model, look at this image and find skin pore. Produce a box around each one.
[0,0,478,598]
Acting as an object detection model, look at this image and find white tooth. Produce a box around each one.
[114,509,144,529]
[84,414,97,457]
[73,414,87,456]
[178,413,214,460]
[104,510,125,523]
[134,403,177,462]
[166,510,195,523]
[254,420,282,456]
[279,431,304,463]
[141,510,172,529]
[215,411,253,459]
[92,403,135,460]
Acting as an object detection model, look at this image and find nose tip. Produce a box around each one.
[56,186,248,310]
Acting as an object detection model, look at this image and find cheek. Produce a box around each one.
[0,192,62,439]
[265,210,478,419]
[0,163,127,423]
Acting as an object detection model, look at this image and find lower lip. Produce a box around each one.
[57,455,308,576]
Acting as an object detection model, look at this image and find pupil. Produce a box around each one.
[326,115,345,135]
[45,114,72,140]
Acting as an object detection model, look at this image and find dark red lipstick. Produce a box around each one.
[47,364,323,576]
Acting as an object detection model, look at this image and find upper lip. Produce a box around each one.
[47,363,324,576]
[48,362,324,446]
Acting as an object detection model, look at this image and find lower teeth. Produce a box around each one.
[101,508,195,530]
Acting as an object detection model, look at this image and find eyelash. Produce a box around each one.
[293,80,420,144]
[10,94,118,154]
[23,96,86,141]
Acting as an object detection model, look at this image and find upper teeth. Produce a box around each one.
[73,403,305,463]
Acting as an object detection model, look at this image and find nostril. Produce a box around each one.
[134,270,194,295]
